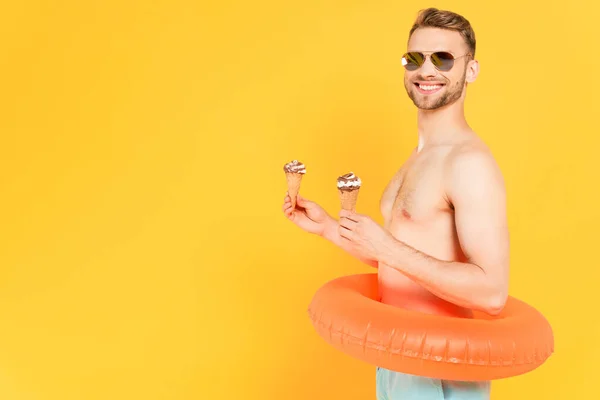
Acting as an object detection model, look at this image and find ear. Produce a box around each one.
[466,59,479,83]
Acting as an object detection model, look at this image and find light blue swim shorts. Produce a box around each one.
[376,367,490,400]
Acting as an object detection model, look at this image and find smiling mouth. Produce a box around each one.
[414,83,444,94]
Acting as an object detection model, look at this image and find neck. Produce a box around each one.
[416,101,470,152]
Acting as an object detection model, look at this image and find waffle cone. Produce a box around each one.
[339,188,359,211]
[286,172,303,208]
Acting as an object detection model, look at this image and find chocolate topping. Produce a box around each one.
[337,172,361,191]
[283,159,306,174]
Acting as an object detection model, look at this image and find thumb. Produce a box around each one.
[296,194,311,207]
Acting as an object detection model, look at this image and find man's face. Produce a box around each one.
[403,27,474,110]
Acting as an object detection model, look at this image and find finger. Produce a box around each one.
[339,209,359,221]
[296,195,309,207]
[338,224,353,240]
[339,217,357,230]
[339,217,359,230]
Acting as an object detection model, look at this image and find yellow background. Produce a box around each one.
[0,0,597,399]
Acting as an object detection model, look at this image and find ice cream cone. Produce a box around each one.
[339,187,360,211]
[286,172,303,208]
[283,160,306,208]
[337,172,361,211]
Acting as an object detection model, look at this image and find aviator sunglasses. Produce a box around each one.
[401,51,471,72]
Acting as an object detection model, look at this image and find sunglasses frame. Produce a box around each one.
[401,51,472,72]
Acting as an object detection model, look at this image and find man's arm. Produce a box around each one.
[323,218,379,268]
[377,150,509,315]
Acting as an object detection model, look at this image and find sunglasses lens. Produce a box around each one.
[402,52,424,71]
[431,52,455,71]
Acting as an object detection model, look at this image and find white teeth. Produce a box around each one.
[419,84,441,91]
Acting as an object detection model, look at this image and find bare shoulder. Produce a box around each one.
[443,135,506,199]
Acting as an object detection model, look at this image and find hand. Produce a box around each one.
[338,209,395,261]
[282,193,332,236]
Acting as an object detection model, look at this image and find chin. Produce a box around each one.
[410,90,460,111]
[411,94,443,110]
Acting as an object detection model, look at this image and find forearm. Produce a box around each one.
[322,217,378,268]
[378,238,506,314]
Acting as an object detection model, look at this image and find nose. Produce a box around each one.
[419,56,438,77]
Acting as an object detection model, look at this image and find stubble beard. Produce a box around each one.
[405,69,467,110]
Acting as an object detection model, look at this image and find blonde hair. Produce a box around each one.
[409,8,476,57]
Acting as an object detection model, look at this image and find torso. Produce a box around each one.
[378,138,484,318]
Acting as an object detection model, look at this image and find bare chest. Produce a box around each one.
[380,152,451,224]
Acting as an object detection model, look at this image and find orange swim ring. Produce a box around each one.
[307,273,554,381]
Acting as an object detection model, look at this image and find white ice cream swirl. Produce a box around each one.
[337,172,361,189]
[283,159,306,174]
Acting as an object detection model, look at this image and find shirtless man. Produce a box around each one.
[282,8,509,400]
